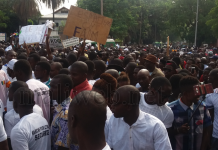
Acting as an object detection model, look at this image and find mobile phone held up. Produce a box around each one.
[193,84,213,96]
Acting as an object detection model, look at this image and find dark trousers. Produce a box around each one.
[210,137,218,150]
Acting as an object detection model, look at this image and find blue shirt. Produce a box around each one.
[167,99,212,150]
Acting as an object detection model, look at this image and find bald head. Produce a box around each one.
[115,85,140,106]
[50,62,63,78]
[70,61,88,74]
[51,62,62,70]
[137,69,150,77]
[105,69,119,79]
[68,91,107,144]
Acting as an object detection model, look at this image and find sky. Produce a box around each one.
[39,0,77,15]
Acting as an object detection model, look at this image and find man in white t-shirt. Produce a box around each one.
[140,76,174,128]
[13,60,50,123]
[0,117,9,150]
[10,87,50,150]
[0,70,11,108]
[68,91,110,150]
[107,85,172,150]
[5,81,43,141]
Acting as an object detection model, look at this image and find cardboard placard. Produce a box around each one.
[62,37,79,48]
[19,25,48,45]
[49,36,64,49]
[63,6,113,45]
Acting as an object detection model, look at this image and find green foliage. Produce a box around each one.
[207,0,218,38]
[0,10,9,28]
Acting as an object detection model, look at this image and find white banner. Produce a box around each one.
[0,33,6,41]
[49,36,64,49]
[19,25,48,45]
[62,37,79,48]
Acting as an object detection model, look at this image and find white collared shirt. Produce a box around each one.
[107,110,172,150]
[139,92,174,128]
[205,90,218,138]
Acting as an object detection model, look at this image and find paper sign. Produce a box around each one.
[0,33,6,41]
[63,6,113,45]
[62,37,79,48]
[19,25,48,45]
[49,36,63,49]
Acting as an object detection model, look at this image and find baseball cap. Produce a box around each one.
[8,59,17,70]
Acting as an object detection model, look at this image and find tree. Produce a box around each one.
[40,0,68,22]
[206,0,218,38]
[13,0,40,25]
[0,10,9,28]
[168,0,216,46]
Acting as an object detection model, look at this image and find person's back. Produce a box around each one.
[26,79,49,122]
[11,113,50,150]
[10,87,50,150]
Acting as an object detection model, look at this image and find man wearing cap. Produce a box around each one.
[7,59,17,82]
[163,60,178,79]
[144,54,164,80]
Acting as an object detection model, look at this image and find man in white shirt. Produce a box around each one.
[5,81,43,142]
[205,68,218,149]
[108,85,172,150]
[140,76,174,128]
[68,91,110,150]
[7,59,17,82]
[13,60,50,123]
[1,50,16,82]
[0,117,9,150]
[0,70,11,108]
[10,87,50,150]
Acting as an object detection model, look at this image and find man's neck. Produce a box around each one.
[124,108,140,126]
[23,76,32,82]
[181,97,192,107]
[148,66,155,73]
[19,109,33,118]
[78,132,106,150]
[140,87,148,92]
[40,76,50,83]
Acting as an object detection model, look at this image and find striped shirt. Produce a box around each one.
[167,99,212,150]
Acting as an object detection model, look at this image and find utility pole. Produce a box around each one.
[194,0,199,47]
[101,0,103,15]
[98,0,103,50]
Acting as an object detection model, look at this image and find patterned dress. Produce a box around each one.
[51,97,79,150]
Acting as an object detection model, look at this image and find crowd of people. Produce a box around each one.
[0,37,218,150]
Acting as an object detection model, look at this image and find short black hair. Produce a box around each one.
[36,61,51,75]
[67,53,77,64]
[178,69,192,76]
[187,59,195,64]
[135,65,145,70]
[150,77,171,90]
[59,58,69,68]
[172,57,181,66]
[14,60,32,76]
[71,61,88,74]
[123,56,134,67]
[169,74,183,89]
[28,53,40,62]
[9,81,28,93]
[14,87,35,107]
[204,67,212,72]
[140,52,147,57]
[88,51,97,60]
[180,76,199,93]
[85,60,95,73]
[93,60,106,71]
[78,56,89,62]
[59,68,70,75]
[160,59,167,66]
[53,74,74,90]
[209,68,218,78]
[17,54,27,60]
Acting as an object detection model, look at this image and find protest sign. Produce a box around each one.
[19,25,48,45]
[49,36,63,49]
[62,37,79,48]
[63,6,113,45]
[0,33,6,41]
